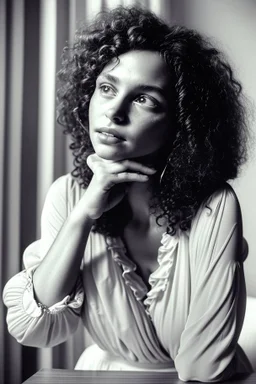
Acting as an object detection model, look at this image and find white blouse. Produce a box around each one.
[3,173,253,382]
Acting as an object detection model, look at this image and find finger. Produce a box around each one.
[105,160,157,175]
[86,154,98,171]
[112,172,149,184]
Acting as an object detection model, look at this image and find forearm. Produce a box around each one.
[33,206,94,307]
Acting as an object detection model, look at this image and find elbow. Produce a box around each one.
[7,325,49,348]
[6,308,80,348]
[177,367,233,383]
[18,334,60,349]
[5,310,51,348]
[175,357,234,382]
[177,368,229,383]
[6,317,68,349]
[3,271,82,348]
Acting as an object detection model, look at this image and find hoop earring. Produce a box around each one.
[73,107,87,130]
[159,156,171,185]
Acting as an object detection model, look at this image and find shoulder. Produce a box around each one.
[207,182,239,209]
[193,183,241,227]
[42,173,86,215]
[189,183,244,263]
[48,173,82,191]
[47,173,85,198]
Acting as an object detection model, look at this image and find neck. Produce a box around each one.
[124,150,168,228]
[132,150,167,170]
[126,180,152,220]
[125,169,158,231]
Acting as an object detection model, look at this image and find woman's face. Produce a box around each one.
[89,50,171,161]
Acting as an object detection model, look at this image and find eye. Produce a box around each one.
[99,84,115,96]
[134,95,158,108]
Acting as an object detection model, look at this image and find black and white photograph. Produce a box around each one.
[0,1,256,383]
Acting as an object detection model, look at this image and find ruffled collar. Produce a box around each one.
[105,230,181,312]
[106,235,148,301]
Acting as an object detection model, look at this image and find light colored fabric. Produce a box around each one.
[3,173,253,382]
[75,343,176,371]
[238,296,256,371]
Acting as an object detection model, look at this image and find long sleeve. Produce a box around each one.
[174,185,252,382]
[2,174,84,348]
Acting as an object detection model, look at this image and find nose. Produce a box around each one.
[105,100,128,124]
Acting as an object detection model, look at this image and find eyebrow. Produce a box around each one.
[98,73,167,98]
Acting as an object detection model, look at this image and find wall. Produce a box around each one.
[171,0,256,296]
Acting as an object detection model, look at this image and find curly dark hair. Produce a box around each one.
[56,5,249,236]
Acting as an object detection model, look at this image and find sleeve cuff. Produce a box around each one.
[23,268,84,317]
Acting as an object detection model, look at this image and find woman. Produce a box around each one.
[3,5,253,382]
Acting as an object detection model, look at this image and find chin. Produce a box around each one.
[94,148,126,161]
[93,143,165,164]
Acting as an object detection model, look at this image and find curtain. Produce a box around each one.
[0,1,172,383]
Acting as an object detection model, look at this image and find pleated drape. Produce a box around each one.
[0,1,172,383]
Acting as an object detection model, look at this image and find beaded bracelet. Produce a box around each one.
[37,301,50,314]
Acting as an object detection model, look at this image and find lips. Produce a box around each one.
[96,127,125,141]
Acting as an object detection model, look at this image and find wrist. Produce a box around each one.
[69,205,96,230]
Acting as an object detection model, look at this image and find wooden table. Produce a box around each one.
[22,369,256,384]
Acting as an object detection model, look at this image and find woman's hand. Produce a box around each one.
[81,153,156,220]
